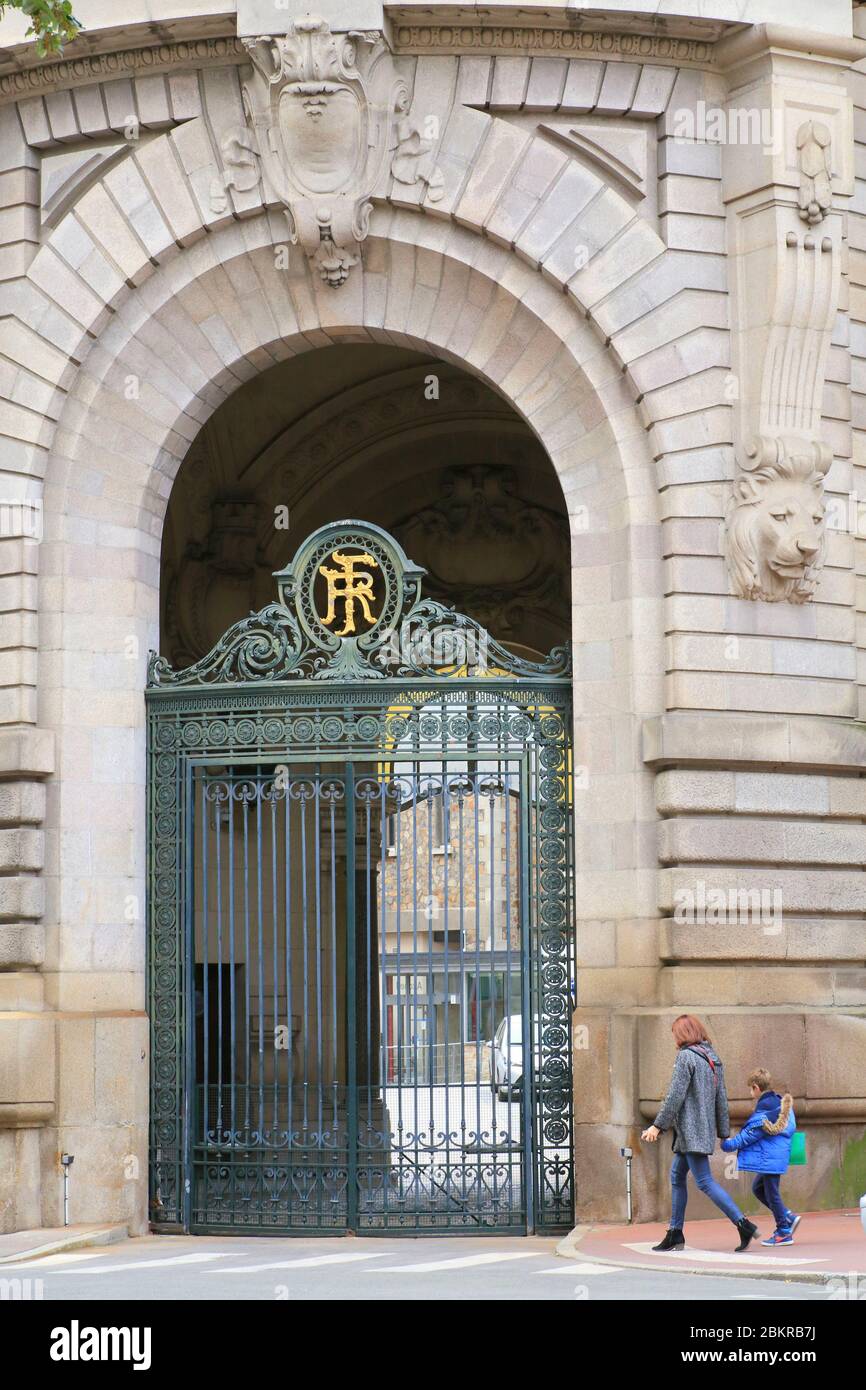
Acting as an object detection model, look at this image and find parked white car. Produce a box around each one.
[490,1013,527,1101]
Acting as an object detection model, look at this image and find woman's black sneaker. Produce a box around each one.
[734,1218,759,1252]
[652,1227,685,1252]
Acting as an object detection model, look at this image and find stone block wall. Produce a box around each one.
[0,2,863,1229]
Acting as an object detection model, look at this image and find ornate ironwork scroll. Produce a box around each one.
[149,521,570,687]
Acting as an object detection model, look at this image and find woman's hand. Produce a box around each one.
[641,1125,660,1143]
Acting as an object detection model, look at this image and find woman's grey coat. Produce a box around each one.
[654,1044,731,1154]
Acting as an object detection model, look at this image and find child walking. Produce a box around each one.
[721,1068,800,1246]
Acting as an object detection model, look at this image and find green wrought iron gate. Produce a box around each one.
[147,522,574,1235]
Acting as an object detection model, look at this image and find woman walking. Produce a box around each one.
[641,1014,759,1253]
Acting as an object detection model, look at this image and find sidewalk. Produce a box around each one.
[0,1224,127,1265]
[557,1210,866,1285]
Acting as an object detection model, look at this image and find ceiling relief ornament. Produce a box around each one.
[148,521,571,687]
[394,466,570,645]
[236,17,439,286]
[162,495,262,669]
[159,367,565,669]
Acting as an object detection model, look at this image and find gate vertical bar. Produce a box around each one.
[283,770,293,1198]
[182,761,196,1231]
[270,778,278,1140]
[256,768,265,1150]
[200,770,209,1213]
[215,775,224,1149]
[519,760,535,1233]
[345,761,358,1231]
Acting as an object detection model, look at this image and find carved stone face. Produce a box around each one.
[753,478,825,595]
[279,83,363,195]
[726,472,826,603]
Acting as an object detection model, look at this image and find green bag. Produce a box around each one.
[789,1130,807,1166]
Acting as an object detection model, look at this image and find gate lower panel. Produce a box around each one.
[188,761,531,1233]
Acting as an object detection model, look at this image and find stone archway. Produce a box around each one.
[29,213,661,1231]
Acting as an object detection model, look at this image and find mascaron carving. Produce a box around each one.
[238,18,441,285]
[725,437,831,604]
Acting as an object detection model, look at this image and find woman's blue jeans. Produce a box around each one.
[670,1152,743,1227]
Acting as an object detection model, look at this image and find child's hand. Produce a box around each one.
[720,1137,734,1151]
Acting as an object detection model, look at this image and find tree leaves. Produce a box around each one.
[0,1,81,57]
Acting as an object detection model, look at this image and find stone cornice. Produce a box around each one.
[715,23,866,72]
[0,24,723,107]
[1,15,864,107]
[0,33,243,101]
[0,16,728,106]
[390,24,718,65]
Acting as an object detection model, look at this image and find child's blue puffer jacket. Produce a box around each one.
[721,1091,795,1173]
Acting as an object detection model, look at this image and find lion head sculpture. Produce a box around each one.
[724,438,831,604]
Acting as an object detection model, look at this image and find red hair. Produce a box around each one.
[671,1014,712,1048]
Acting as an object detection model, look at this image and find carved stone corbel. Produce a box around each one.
[724,214,840,602]
[722,63,851,603]
[234,16,434,285]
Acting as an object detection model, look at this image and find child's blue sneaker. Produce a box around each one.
[761,1230,794,1246]
[785,1212,801,1234]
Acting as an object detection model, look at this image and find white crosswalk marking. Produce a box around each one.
[372,1251,539,1272]
[623,1242,824,1267]
[534,1263,620,1275]
[60,1252,228,1274]
[209,1251,388,1273]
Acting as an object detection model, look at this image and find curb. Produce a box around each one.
[0,1224,128,1266]
[554,1225,851,1287]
